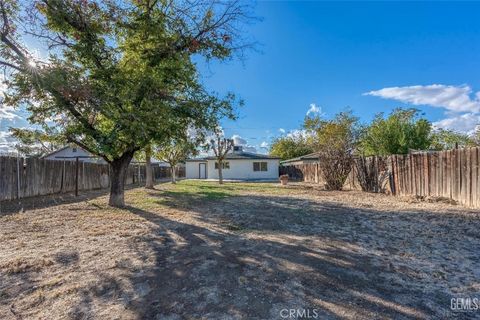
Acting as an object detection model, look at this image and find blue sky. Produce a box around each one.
[2,1,480,153]
[196,1,480,153]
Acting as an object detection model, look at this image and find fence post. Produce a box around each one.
[75,157,79,197]
[60,160,65,192]
[16,156,20,199]
[390,156,396,196]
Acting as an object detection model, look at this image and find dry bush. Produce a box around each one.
[355,156,391,193]
[306,111,360,190]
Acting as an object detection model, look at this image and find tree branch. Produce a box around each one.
[0,59,23,72]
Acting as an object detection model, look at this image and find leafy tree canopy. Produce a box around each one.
[269,134,314,160]
[9,127,64,157]
[0,0,252,205]
[304,110,361,154]
[1,0,248,162]
[359,108,432,156]
[430,128,477,150]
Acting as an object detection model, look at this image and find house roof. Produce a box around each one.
[280,152,320,164]
[186,152,280,161]
[41,146,71,159]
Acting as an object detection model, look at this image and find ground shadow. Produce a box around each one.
[0,180,175,216]
[70,186,479,319]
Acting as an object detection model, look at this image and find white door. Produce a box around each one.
[199,163,207,179]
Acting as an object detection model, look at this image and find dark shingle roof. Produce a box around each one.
[207,152,280,160]
[280,152,320,164]
[186,152,280,161]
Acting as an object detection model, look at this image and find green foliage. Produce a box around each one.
[305,111,361,151]
[154,136,198,167]
[359,108,432,156]
[8,127,64,157]
[269,135,314,160]
[0,0,247,163]
[304,111,361,190]
[430,129,477,150]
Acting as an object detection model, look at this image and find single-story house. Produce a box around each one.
[280,152,320,166]
[185,146,280,180]
[43,146,173,166]
[43,146,106,163]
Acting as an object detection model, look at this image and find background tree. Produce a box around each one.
[305,111,360,190]
[359,108,432,156]
[430,129,477,150]
[208,128,234,184]
[155,137,198,184]
[0,0,249,206]
[9,127,64,157]
[269,134,314,160]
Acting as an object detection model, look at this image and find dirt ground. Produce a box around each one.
[0,180,479,320]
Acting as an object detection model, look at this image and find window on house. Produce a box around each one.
[253,162,268,172]
[261,162,268,171]
[72,148,77,153]
[215,162,230,169]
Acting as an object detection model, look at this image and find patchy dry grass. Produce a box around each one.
[0,180,479,319]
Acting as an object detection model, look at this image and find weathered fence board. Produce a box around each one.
[0,157,185,201]
[281,147,480,208]
[279,162,359,190]
[387,148,480,207]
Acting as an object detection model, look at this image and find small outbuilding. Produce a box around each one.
[280,152,319,166]
[185,146,280,180]
[43,146,106,163]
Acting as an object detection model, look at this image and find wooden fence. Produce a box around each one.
[390,148,480,207]
[280,147,480,208]
[0,156,185,201]
[280,163,360,190]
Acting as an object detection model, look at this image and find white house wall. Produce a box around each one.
[207,159,279,180]
[185,161,207,179]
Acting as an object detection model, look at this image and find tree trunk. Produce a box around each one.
[218,160,223,184]
[171,166,176,184]
[108,152,134,207]
[145,145,154,189]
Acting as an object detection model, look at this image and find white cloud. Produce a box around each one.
[0,131,16,153]
[286,129,312,140]
[433,113,480,134]
[0,106,21,120]
[306,103,321,116]
[364,84,480,113]
[0,76,6,97]
[231,134,247,146]
[0,76,19,120]
[230,134,260,153]
[260,141,269,149]
[278,128,286,134]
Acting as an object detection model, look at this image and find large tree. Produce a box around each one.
[359,108,432,156]
[0,0,249,206]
